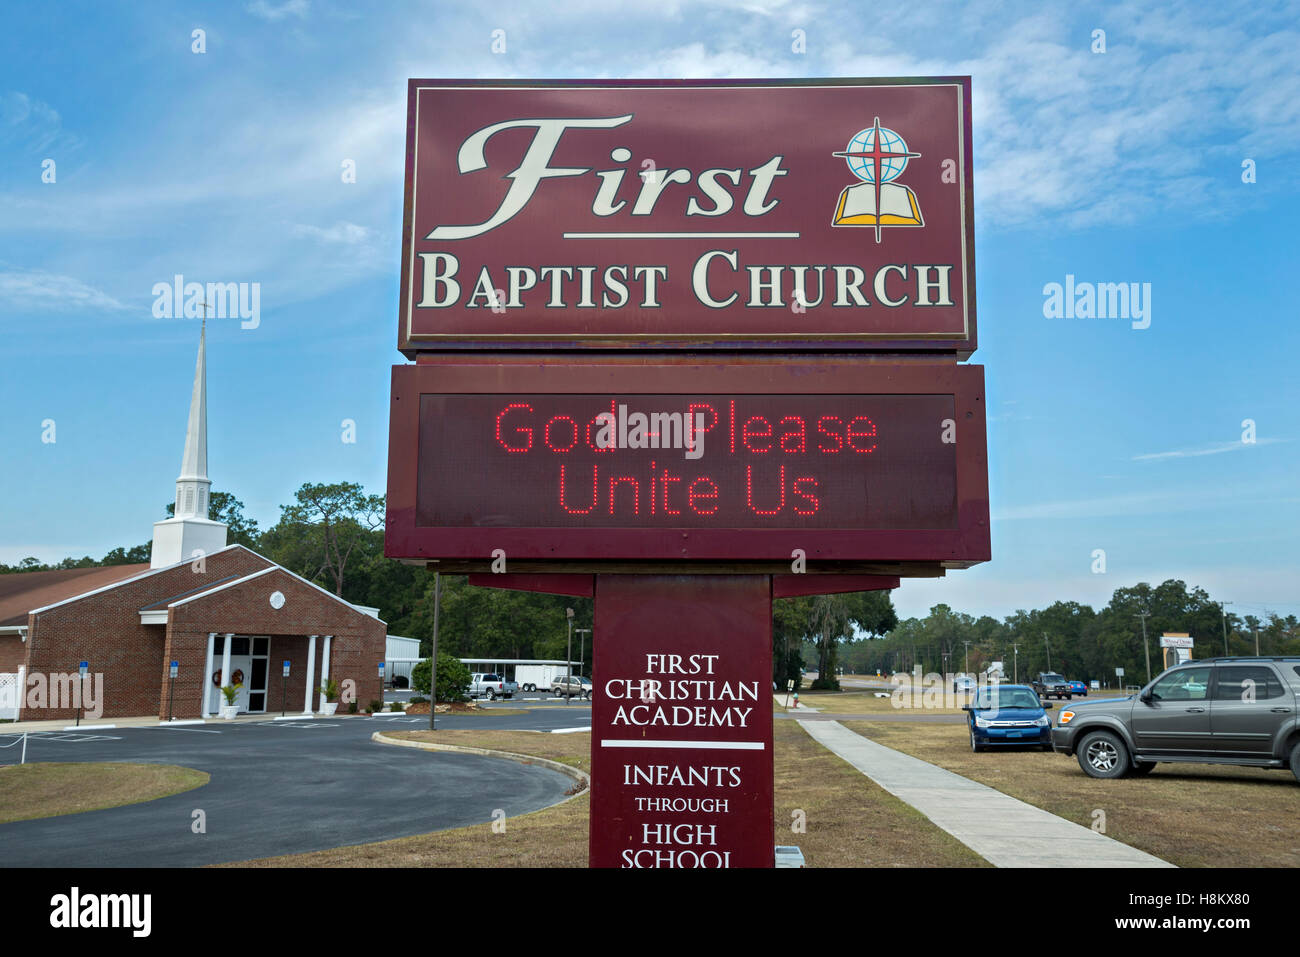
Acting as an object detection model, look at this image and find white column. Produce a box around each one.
[320,635,332,701]
[219,633,233,714]
[202,633,216,718]
[303,635,317,714]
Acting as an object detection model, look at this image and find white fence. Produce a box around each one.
[0,669,23,721]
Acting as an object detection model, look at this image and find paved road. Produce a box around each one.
[0,710,580,867]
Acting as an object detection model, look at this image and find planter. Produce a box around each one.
[219,705,238,720]
[320,702,339,716]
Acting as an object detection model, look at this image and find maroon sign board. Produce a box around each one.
[590,575,773,868]
[399,78,975,355]
[385,358,990,570]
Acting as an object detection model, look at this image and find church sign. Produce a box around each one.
[384,359,990,569]
[398,78,975,355]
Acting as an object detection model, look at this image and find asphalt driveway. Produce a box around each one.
[0,711,579,867]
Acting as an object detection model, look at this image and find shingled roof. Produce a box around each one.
[0,564,151,627]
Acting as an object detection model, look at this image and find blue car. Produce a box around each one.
[964,684,1054,752]
[1068,680,1087,696]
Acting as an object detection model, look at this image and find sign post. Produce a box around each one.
[281,660,290,717]
[77,660,88,726]
[590,575,773,867]
[168,661,178,722]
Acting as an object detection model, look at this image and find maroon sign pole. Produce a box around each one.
[590,575,774,868]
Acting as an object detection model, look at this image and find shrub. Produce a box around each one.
[411,653,472,702]
[347,701,358,714]
[369,699,384,713]
[409,696,428,705]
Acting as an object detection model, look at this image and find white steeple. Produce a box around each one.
[174,318,211,518]
[150,321,228,568]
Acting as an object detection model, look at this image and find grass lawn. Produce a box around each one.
[0,762,209,824]
[842,719,1300,868]
[790,689,969,716]
[227,722,986,868]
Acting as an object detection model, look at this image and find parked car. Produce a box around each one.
[467,673,518,700]
[551,675,590,700]
[1052,657,1300,782]
[1032,672,1073,700]
[964,684,1054,752]
[1068,680,1088,696]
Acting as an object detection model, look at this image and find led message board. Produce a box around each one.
[385,360,990,568]
[399,78,975,354]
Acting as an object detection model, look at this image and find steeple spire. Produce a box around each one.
[174,319,211,519]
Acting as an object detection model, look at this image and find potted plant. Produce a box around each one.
[319,677,340,716]
[219,683,242,720]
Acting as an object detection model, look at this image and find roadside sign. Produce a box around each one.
[169,661,179,678]
[78,661,88,676]
[1115,667,1125,677]
[282,660,290,677]
[386,360,989,570]
[399,78,976,355]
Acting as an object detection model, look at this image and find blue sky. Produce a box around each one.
[1,0,1297,623]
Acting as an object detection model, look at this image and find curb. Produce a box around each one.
[371,732,590,808]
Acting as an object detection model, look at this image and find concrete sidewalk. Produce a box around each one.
[799,719,1172,868]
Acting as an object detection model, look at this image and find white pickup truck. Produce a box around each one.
[468,673,517,700]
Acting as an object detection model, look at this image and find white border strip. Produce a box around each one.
[600,739,765,750]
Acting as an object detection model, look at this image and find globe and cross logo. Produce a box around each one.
[831,116,924,242]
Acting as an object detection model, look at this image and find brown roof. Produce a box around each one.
[0,564,151,627]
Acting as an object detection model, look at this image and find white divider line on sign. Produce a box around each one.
[600,739,765,750]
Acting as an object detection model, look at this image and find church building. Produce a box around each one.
[0,326,386,722]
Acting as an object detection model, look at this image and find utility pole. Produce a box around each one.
[428,571,441,731]
[963,640,970,677]
[1136,610,1151,685]
[1253,622,1260,657]
[1012,643,1019,684]
[566,608,575,706]
[1043,633,1052,672]
[1220,601,1231,656]
[576,628,591,675]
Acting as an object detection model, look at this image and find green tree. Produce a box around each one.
[411,652,472,702]
[268,482,385,596]
[773,591,896,690]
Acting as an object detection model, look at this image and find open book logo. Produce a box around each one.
[831,117,924,242]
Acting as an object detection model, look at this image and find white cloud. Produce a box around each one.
[0,91,82,155]
[247,0,309,21]
[291,221,374,245]
[0,266,126,313]
[1133,438,1288,461]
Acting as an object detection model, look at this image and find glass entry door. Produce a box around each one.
[246,636,270,713]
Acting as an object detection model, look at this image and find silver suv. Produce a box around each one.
[1052,657,1300,781]
[551,675,590,699]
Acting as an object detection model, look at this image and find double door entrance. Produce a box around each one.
[209,635,271,714]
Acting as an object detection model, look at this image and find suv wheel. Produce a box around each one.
[487,690,496,701]
[1289,740,1300,785]
[1077,730,1130,779]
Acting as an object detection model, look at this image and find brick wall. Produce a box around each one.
[21,547,272,721]
[0,634,25,673]
[162,567,386,720]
